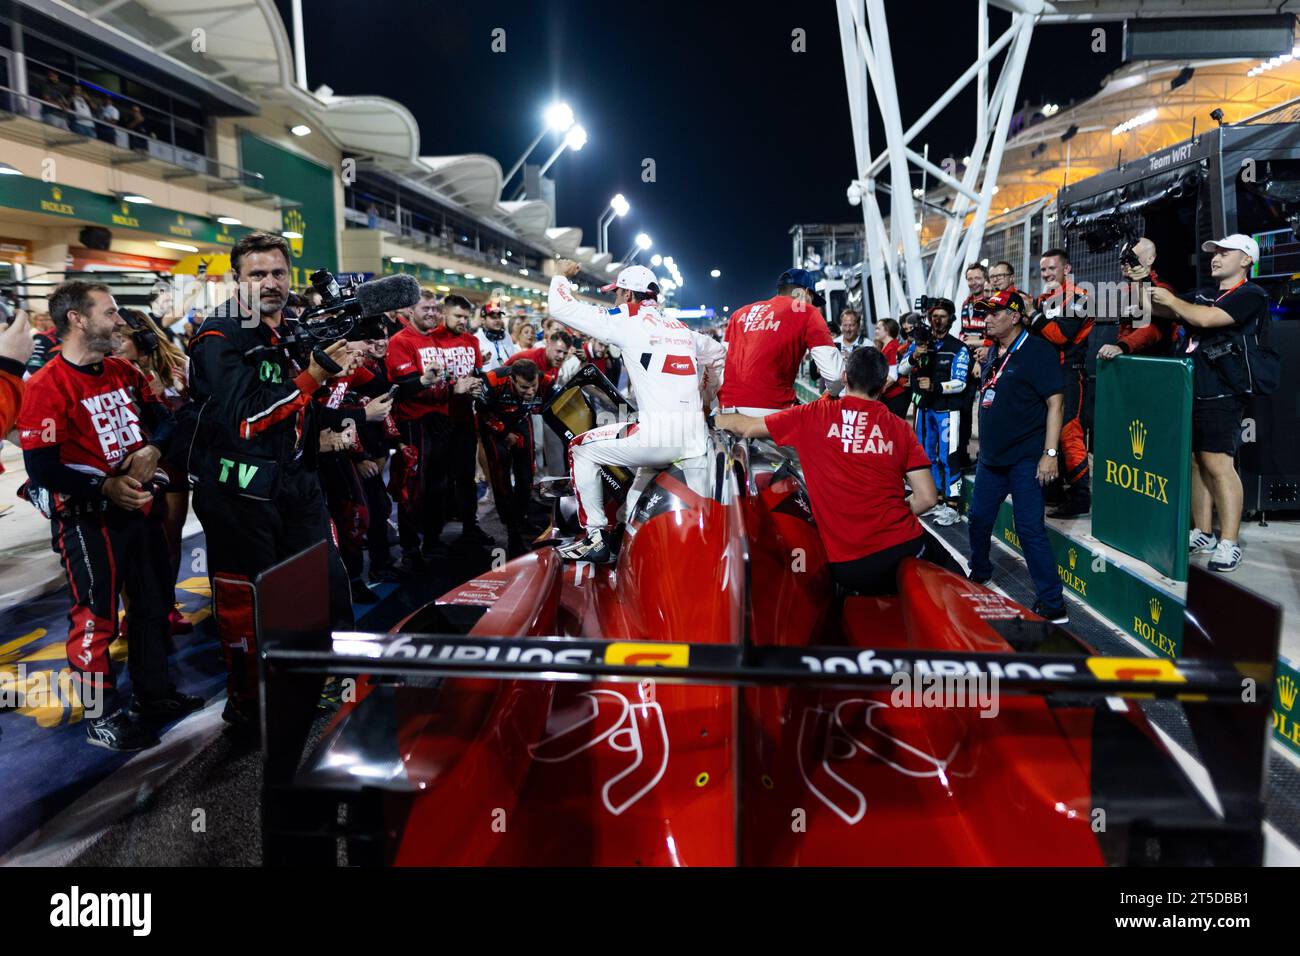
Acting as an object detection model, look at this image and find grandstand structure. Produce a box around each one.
[835,0,1300,310]
[0,0,614,311]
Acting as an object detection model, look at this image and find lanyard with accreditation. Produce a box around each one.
[980,331,1027,409]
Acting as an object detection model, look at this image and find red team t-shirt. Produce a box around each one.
[386,324,483,422]
[720,296,835,410]
[17,355,159,474]
[765,396,931,563]
[505,345,560,390]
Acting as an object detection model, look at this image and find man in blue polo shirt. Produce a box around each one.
[966,290,1067,623]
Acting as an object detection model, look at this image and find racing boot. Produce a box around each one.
[555,528,616,564]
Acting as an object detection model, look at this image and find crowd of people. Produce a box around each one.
[0,224,1276,753]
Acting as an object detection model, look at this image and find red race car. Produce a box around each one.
[261,366,1278,866]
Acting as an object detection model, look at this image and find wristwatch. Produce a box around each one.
[1043,448,1058,458]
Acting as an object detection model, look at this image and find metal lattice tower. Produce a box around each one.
[837,0,1040,317]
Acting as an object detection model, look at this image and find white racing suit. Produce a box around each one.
[548,275,726,532]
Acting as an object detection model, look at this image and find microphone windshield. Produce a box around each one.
[356,274,422,315]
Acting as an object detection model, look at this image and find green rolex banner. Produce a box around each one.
[1092,356,1194,581]
[238,132,338,286]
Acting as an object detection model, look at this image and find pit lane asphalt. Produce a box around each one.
[52,501,522,867]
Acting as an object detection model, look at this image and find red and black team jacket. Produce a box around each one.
[1033,281,1092,369]
[479,368,537,439]
[188,299,348,478]
[1116,270,1179,355]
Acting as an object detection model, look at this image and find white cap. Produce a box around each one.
[1202,233,1259,264]
[600,264,659,294]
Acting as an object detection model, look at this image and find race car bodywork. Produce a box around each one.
[261,368,1278,866]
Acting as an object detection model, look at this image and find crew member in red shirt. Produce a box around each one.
[17,281,201,751]
[387,290,486,558]
[718,347,940,594]
[1097,237,1179,360]
[506,329,572,393]
[720,268,844,416]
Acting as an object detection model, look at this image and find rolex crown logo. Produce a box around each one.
[52,186,62,201]
[121,202,130,216]
[1149,597,1162,624]
[1280,675,1298,711]
[1068,548,1078,570]
[283,208,306,258]
[1129,419,1148,460]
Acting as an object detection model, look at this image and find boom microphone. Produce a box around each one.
[301,272,422,322]
[355,273,422,315]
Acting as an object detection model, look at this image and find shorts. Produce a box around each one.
[1192,395,1248,455]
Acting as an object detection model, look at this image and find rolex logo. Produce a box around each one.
[121,202,130,216]
[283,208,306,258]
[1068,548,1077,570]
[1129,419,1148,460]
[1280,675,1297,712]
[1149,597,1162,624]
[51,187,62,201]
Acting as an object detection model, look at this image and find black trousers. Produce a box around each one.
[957,383,977,467]
[398,414,480,552]
[481,425,534,536]
[192,466,353,709]
[50,510,174,714]
[829,532,935,596]
[362,466,394,569]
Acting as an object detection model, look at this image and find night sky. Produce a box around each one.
[280,1,1123,313]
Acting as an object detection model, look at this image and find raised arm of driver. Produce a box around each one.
[809,344,845,396]
[548,274,625,349]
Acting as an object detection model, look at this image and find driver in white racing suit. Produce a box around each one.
[548,258,725,563]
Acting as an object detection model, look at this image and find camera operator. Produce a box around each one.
[187,232,361,731]
[1032,247,1092,518]
[479,359,542,557]
[386,291,488,561]
[966,289,1068,623]
[720,268,844,417]
[1150,234,1272,574]
[1097,237,1178,361]
[897,298,970,526]
[18,281,201,750]
[717,347,939,595]
[476,303,517,371]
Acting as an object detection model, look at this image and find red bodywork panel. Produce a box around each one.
[331,451,1109,866]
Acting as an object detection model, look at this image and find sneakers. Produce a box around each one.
[556,528,616,564]
[1188,528,1219,554]
[131,689,205,723]
[1208,539,1242,573]
[932,504,961,527]
[1032,600,1069,624]
[86,708,159,752]
[1047,496,1091,519]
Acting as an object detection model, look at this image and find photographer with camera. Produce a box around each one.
[897,298,970,526]
[387,291,488,561]
[966,289,1068,623]
[187,232,362,731]
[1150,234,1276,573]
[18,281,202,750]
[1032,248,1092,519]
[1097,237,1179,361]
[479,359,543,557]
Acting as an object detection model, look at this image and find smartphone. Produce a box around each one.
[386,384,400,400]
